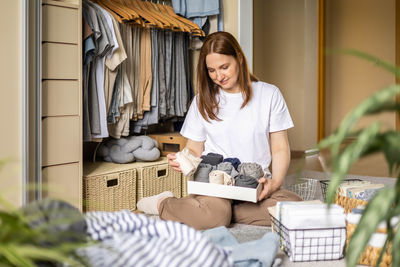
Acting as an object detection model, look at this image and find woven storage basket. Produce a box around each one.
[136,157,182,200]
[83,162,137,212]
[320,179,368,213]
[346,223,392,267]
[335,195,368,213]
[181,174,193,197]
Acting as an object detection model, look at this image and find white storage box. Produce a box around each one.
[187,181,263,202]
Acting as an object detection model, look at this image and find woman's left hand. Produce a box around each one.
[257,178,278,201]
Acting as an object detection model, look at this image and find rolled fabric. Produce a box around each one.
[234,174,259,188]
[194,163,215,183]
[174,148,203,177]
[209,170,224,184]
[223,158,241,171]
[238,163,264,180]
[216,162,239,178]
[209,170,235,186]
[201,153,224,166]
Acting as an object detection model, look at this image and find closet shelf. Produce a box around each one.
[42,0,79,9]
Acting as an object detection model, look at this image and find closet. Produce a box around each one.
[40,0,82,209]
[38,0,204,210]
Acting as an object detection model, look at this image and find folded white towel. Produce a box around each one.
[276,202,346,229]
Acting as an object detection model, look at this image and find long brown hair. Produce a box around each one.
[197,31,258,122]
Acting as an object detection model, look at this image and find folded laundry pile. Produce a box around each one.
[273,201,346,261]
[194,152,265,188]
[337,180,385,201]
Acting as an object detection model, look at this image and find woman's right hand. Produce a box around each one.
[167,153,182,173]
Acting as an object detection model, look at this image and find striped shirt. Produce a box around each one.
[80,210,233,267]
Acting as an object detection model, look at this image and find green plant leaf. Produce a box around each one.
[346,188,396,267]
[379,131,400,174]
[326,123,380,204]
[392,214,400,267]
[16,245,85,266]
[333,49,400,79]
[0,245,36,267]
[329,84,400,157]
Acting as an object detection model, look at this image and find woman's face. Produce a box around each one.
[205,53,240,93]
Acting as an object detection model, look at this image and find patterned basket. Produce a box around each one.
[320,179,368,213]
[346,223,392,267]
[83,162,137,212]
[136,157,182,200]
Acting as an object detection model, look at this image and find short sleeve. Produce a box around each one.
[269,87,294,132]
[180,96,207,141]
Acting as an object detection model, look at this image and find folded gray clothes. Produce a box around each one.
[194,163,216,183]
[234,174,259,188]
[216,162,239,178]
[238,163,264,180]
[201,152,224,166]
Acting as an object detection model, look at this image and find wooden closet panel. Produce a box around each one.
[42,80,79,116]
[42,43,78,79]
[42,116,80,166]
[42,4,78,44]
[42,163,81,208]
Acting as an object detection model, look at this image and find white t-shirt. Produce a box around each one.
[180,81,294,173]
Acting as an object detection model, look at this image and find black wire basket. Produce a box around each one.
[270,214,346,262]
[319,179,363,201]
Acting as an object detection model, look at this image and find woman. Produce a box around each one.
[137,31,301,230]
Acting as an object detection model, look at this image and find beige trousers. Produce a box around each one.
[159,189,302,230]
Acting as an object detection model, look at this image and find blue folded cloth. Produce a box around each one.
[203,226,280,267]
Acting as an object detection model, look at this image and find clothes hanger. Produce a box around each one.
[142,0,176,30]
[160,2,205,36]
[126,0,165,28]
[93,0,124,23]
[95,0,134,22]
[151,1,192,32]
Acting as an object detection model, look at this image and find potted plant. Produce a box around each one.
[318,50,400,267]
[0,159,90,267]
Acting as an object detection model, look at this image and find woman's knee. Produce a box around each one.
[159,196,232,230]
[271,189,303,201]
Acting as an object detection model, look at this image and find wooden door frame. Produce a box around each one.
[317,0,325,141]
[396,0,400,129]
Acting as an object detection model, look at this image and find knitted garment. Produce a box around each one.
[175,148,203,177]
[209,170,235,186]
[222,158,241,171]
[234,174,259,189]
[216,162,239,178]
[194,163,215,183]
[98,135,160,163]
[238,163,264,180]
[201,152,224,166]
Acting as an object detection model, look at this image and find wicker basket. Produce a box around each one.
[136,157,182,200]
[181,174,193,197]
[83,162,137,212]
[320,179,368,213]
[346,223,392,267]
[335,195,368,213]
